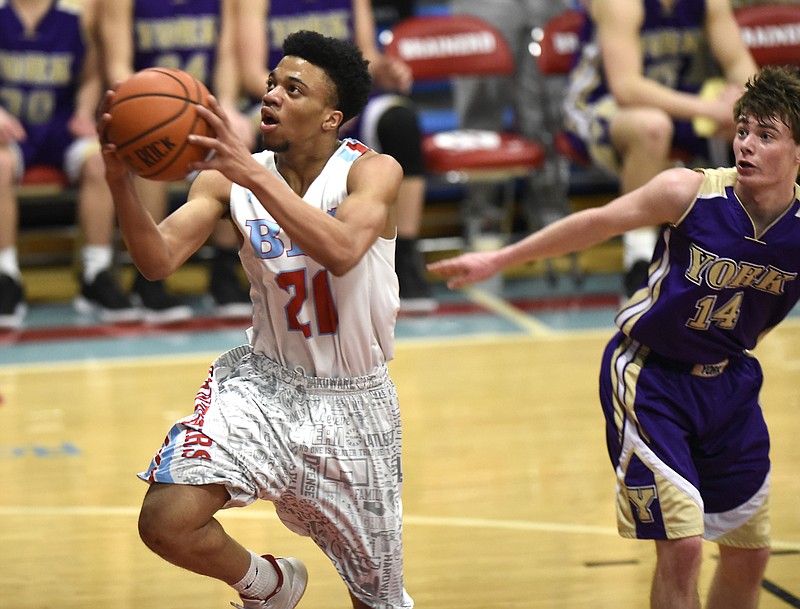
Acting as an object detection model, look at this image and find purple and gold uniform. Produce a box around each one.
[0,0,86,172]
[132,0,221,86]
[600,167,800,545]
[266,0,353,74]
[563,0,714,174]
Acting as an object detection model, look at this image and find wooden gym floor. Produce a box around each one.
[1,256,799,608]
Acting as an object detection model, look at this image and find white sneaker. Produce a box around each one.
[231,555,308,609]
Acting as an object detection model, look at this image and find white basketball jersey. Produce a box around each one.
[230,139,400,378]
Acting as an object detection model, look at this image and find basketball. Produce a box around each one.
[101,67,214,182]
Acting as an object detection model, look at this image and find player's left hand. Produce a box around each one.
[0,106,26,144]
[711,83,745,139]
[68,112,98,139]
[427,251,502,290]
[97,89,134,183]
[370,55,413,94]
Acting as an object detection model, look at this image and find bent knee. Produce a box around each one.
[137,486,190,553]
[79,151,107,183]
[655,536,704,577]
[0,148,19,186]
[138,482,229,555]
[612,107,674,151]
[718,544,771,584]
[137,498,173,553]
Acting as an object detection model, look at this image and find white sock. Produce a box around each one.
[0,247,21,280]
[81,245,113,283]
[232,552,280,600]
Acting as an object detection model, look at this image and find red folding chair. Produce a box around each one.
[384,14,546,246]
[531,10,593,166]
[734,4,800,67]
[20,165,69,194]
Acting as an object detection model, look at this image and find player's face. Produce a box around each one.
[260,57,339,152]
[733,114,800,188]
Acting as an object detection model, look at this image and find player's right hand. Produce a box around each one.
[427,251,501,290]
[0,107,26,145]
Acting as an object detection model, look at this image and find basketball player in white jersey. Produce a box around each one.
[98,30,413,609]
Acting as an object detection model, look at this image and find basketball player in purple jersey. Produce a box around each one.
[0,0,137,329]
[430,65,800,609]
[563,0,758,297]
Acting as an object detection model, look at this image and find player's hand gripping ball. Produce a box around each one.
[101,67,214,182]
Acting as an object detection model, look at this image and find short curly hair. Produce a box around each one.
[735,65,800,143]
[282,30,372,125]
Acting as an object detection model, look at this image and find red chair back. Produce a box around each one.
[734,4,800,67]
[535,9,585,76]
[21,165,69,187]
[384,15,515,81]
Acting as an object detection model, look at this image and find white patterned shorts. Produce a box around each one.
[139,345,414,609]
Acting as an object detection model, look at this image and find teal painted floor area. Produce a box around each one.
[0,273,623,366]
[7,269,798,368]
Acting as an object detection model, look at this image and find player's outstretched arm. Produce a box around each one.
[428,167,701,290]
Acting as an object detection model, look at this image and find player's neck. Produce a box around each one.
[274,139,341,196]
[658,0,677,14]
[11,0,52,34]
[735,180,798,232]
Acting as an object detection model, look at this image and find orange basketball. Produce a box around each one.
[102,68,214,182]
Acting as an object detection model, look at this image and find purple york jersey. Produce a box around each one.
[265,0,387,143]
[266,0,355,71]
[564,0,714,162]
[132,0,221,86]
[616,167,800,364]
[599,167,800,545]
[575,0,708,100]
[0,0,86,166]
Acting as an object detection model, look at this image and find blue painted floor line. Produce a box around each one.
[11,272,798,367]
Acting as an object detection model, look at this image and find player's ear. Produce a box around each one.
[322,109,343,132]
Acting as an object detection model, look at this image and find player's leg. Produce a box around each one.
[0,146,26,329]
[610,106,674,193]
[71,143,139,321]
[702,356,771,609]
[208,218,251,318]
[370,99,436,313]
[700,354,770,609]
[268,366,413,609]
[0,147,17,253]
[609,107,675,295]
[651,537,703,609]
[138,482,248,582]
[129,177,193,323]
[348,591,374,609]
[705,544,770,609]
[139,481,305,609]
[599,335,709,608]
[393,173,434,312]
[77,148,115,250]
